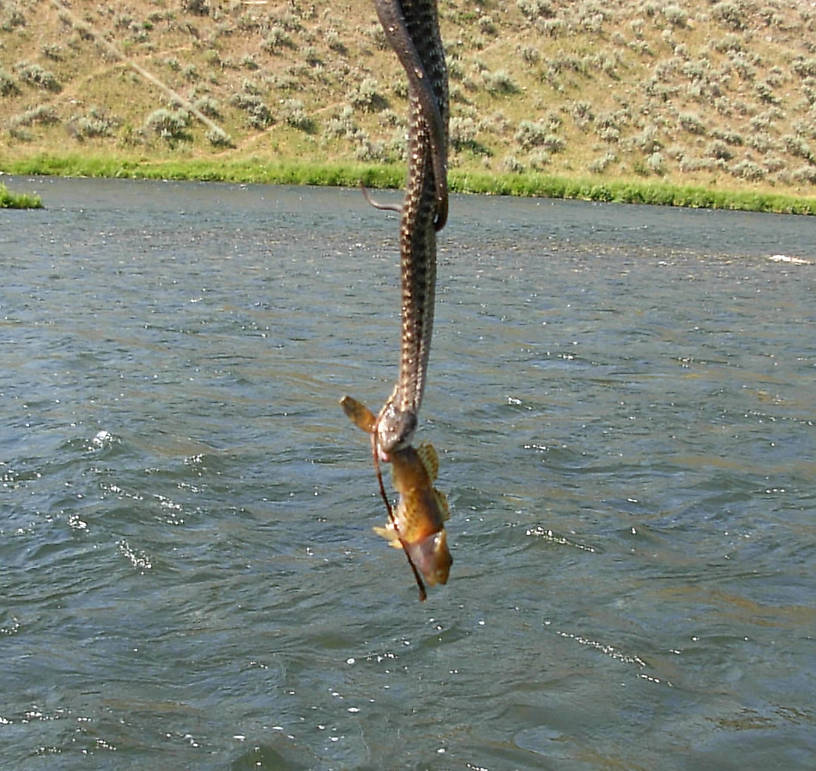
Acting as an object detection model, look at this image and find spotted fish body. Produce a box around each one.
[372,0,449,455]
[339,0,451,598]
[373,442,452,586]
[340,395,452,588]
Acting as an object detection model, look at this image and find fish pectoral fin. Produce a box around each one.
[373,524,402,548]
[416,442,439,481]
[340,395,377,434]
[434,487,451,521]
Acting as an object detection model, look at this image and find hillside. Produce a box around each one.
[1,0,815,199]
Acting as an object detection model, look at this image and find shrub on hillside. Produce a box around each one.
[449,116,478,151]
[763,155,785,173]
[478,15,497,35]
[15,61,61,92]
[9,105,60,128]
[68,108,118,140]
[645,151,665,174]
[706,140,733,160]
[193,96,220,118]
[206,127,231,147]
[0,67,18,96]
[324,106,358,140]
[755,80,780,104]
[528,150,551,170]
[662,5,688,27]
[541,133,566,153]
[181,0,208,16]
[792,58,816,78]
[541,18,565,36]
[598,126,621,143]
[0,4,25,31]
[503,155,525,173]
[791,164,816,184]
[517,0,555,20]
[325,29,346,54]
[571,100,594,128]
[711,128,744,145]
[354,136,389,163]
[41,44,63,61]
[679,155,715,173]
[588,152,617,173]
[633,124,662,153]
[782,134,814,161]
[514,120,548,149]
[447,57,465,81]
[711,34,743,54]
[678,112,705,134]
[712,1,747,30]
[230,94,273,129]
[281,99,314,132]
[730,159,766,180]
[748,132,775,153]
[483,69,518,94]
[262,27,292,53]
[349,77,386,112]
[514,120,565,152]
[145,108,191,140]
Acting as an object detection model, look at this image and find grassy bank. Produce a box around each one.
[449,169,816,215]
[0,180,43,208]
[4,0,816,205]
[0,153,404,189]
[3,153,815,215]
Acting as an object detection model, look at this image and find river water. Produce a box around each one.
[1,176,814,769]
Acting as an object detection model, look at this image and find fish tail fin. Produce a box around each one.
[340,395,376,434]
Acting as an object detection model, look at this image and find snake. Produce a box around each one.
[371,0,449,457]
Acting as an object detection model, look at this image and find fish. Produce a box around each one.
[373,440,452,586]
[339,0,452,600]
[340,395,452,592]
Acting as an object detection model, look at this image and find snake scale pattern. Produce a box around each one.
[372,0,449,457]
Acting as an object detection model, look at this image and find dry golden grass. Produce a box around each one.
[1,0,815,200]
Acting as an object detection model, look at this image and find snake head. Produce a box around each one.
[405,529,452,586]
[375,403,417,455]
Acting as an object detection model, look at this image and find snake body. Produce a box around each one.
[372,0,449,456]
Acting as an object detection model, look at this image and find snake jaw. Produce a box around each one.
[375,402,417,454]
[342,0,450,601]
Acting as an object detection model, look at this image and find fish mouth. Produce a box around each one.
[405,530,452,586]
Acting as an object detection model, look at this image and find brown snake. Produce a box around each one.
[371,0,449,457]
[339,0,449,599]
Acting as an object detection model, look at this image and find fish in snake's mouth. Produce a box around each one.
[340,0,452,600]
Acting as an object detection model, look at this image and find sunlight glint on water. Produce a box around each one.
[1,177,814,768]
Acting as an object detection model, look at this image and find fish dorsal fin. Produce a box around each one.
[416,442,439,481]
[433,487,450,521]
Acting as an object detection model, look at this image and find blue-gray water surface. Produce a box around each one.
[1,175,815,769]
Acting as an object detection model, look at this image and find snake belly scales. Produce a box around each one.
[372,0,449,456]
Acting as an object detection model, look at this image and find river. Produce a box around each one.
[1,175,814,768]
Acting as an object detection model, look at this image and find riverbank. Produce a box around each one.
[0,180,43,209]
[4,0,816,212]
[3,154,815,215]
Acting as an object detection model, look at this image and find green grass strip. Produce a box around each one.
[449,170,816,215]
[3,154,814,215]
[0,181,43,209]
